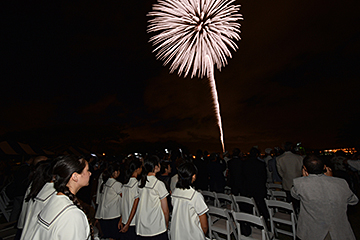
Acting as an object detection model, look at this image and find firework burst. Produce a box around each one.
[148,0,243,152]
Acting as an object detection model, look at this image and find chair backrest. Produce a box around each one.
[265,199,297,239]
[230,210,271,240]
[200,190,219,207]
[232,195,260,216]
[270,190,287,201]
[266,183,283,190]
[207,206,235,240]
[215,193,234,210]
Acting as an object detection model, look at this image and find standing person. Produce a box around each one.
[291,155,358,240]
[207,153,226,193]
[136,156,169,240]
[276,142,303,203]
[20,160,56,240]
[95,162,122,240]
[227,148,244,195]
[170,162,208,240]
[118,159,142,240]
[193,149,209,191]
[30,155,91,239]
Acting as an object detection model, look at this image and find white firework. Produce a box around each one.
[147,0,243,78]
[148,0,243,152]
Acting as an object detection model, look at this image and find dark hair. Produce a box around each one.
[124,159,142,184]
[100,162,121,193]
[25,159,54,202]
[176,162,197,189]
[303,155,324,174]
[249,147,260,157]
[52,155,93,239]
[284,142,293,151]
[159,161,170,175]
[139,156,160,188]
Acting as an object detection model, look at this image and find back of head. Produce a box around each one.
[176,162,197,190]
[303,155,324,174]
[284,142,293,152]
[100,161,121,192]
[249,147,260,158]
[124,158,142,184]
[53,155,86,194]
[232,148,240,157]
[159,161,170,175]
[139,155,160,188]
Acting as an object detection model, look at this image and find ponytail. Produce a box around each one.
[100,162,121,193]
[124,159,142,184]
[139,156,159,188]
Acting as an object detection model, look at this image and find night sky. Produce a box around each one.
[1,0,360,153]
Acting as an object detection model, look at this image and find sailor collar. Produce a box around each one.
[34,182,57,202]
[124,177,138,188]
[172,187,196,200]
[104,178,118,188]
[145,175,158,189]
[38,195,77,229]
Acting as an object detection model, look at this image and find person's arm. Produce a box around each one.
[199,213,208,234]
[160,197,169,228]
[120,198,139,233]
[276,158,284,177]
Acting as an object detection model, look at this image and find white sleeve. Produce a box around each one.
[194,192,209,216]
[347,160,360,171]
[113,182,123,195]
[156,181,169,200]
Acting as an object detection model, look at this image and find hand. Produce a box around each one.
[118,221,123,231]
[120,224,129,233]
[302,167,309,177]
[324,166,333,177]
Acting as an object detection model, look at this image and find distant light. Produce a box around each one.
[91,153,96,157]
[192,155,196,159]
[102,153,105,156]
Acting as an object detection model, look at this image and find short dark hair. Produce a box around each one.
[303,155,324,174]
[284,142,292,151]
[176,162,197,189]
[233,148,240,156]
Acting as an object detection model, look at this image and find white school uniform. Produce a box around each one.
[17,185,31,229]
[20,182,56,240]
[95,178,122,219]
[120,177,139,226]
[136,175,169,236]
[170,187,209,240]
[31,194,90,240]
[170,174,178,193]
[96,172,103,205]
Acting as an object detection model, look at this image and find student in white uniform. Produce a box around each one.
[170,162,209,240]
[95,162,122,240]
[20,160,56,240]
[31,155,91,240]
[119,158,142,240]
[136,156,170,240]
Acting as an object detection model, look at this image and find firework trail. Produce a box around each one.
[148,0,243,152]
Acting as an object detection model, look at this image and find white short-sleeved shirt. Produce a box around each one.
[95,178,122,219]
[120,177,139,226]
[31,194,90,240]
[17,185,31,229]
[170,174,178,193]
[136,175,169,236]
[96,172,103,205]
[170,187,209,240]
[21,182,56,240]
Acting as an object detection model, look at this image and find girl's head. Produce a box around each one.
[143,155,160,174]
[100,162,121,192]
[53,155,90,195]
[124,159,142,184]
[176,162,198,189]
[139,156,160,188]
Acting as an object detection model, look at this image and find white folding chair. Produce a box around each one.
[270,190,287,202]
[265,199,297,240]
[232,195,260,216]
[266,183,283,190]
[230,210,273,240]
[201,191,220,207]
[207,206,236,240]
[0,187,13,222]
[216,193,234,210]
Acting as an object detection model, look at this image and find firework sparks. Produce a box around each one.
[148,0,243,152]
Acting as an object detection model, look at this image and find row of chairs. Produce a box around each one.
[201,191,297,240]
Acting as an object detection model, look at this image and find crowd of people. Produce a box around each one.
[1,142,360,240]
